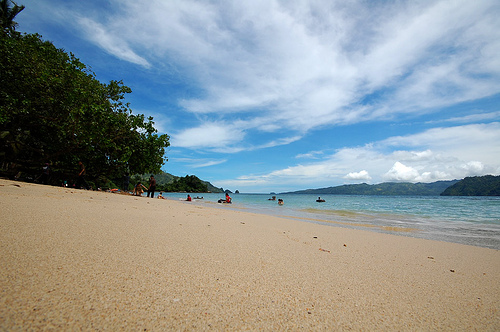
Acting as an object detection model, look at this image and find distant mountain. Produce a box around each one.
[281,180,460,196]
[204,181,225,193]
[131,171,224,193]
[441,175,500,196]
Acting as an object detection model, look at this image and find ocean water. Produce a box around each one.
[161,192,500,250]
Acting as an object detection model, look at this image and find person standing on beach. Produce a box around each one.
[147,175,156,198]
[122,172,130,192]
[40,163,50,185]
[75,161,90,190]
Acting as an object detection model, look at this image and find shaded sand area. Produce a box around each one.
[1,179,499,330]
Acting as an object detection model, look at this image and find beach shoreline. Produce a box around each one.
[161,191,500,250]
[1,179,499,330]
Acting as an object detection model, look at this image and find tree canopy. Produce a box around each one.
[0,30,169,186]
[0,0,24,37]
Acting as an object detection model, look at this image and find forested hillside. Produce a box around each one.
[131,172,223,193]
[282,180,459,196]
[440,175,500,196]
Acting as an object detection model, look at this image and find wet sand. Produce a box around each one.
[1,179,499,330]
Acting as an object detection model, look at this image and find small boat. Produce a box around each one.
[316,197,325,202]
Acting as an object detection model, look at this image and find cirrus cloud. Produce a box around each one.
[217,122,500,192]
[22,0,500,192]
[65,0,500,148]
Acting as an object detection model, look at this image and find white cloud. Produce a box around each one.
[383,162,420,182]
[60,0,500,149]
[460,161,485,175]
[28,0,500,192]
[174,158,227,168]
[344,170,372,181]
[217,122,500,191]
[192,159,227,168]
[254,136,303,150]
[171,122,245,151]
[427,111,500,124]
[381,122,500,165]
[296,150,324,159]
[171,120,301,152]
[77,17,151,68]
[392,150,434,162]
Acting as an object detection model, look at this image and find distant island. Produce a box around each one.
[146,174,500,196]
[281,180,459,196]
[281,176,500,196]
[440,175,500,196]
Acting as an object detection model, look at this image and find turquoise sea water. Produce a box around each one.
[161,192,500,250]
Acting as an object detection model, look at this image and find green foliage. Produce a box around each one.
[283,180,460,196]
[440,175,500,196]
[1,0,25,37]
[207,183,224,193]
[164,175,208,193]
[0,32,169,186]
[131,171,176,190]
[128,171,223,193]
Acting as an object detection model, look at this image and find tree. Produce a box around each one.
[0,0,24,37]
[0,32,169,186]
[165,175,208,192]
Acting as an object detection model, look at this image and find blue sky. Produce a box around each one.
[17,0,500,193]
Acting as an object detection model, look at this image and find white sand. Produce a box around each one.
[1,179,499,330]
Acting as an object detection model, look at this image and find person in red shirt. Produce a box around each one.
[218,193,232,204]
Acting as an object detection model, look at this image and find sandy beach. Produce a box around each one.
[1,179,499,330]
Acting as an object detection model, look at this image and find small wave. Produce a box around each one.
[283,214,418,233]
